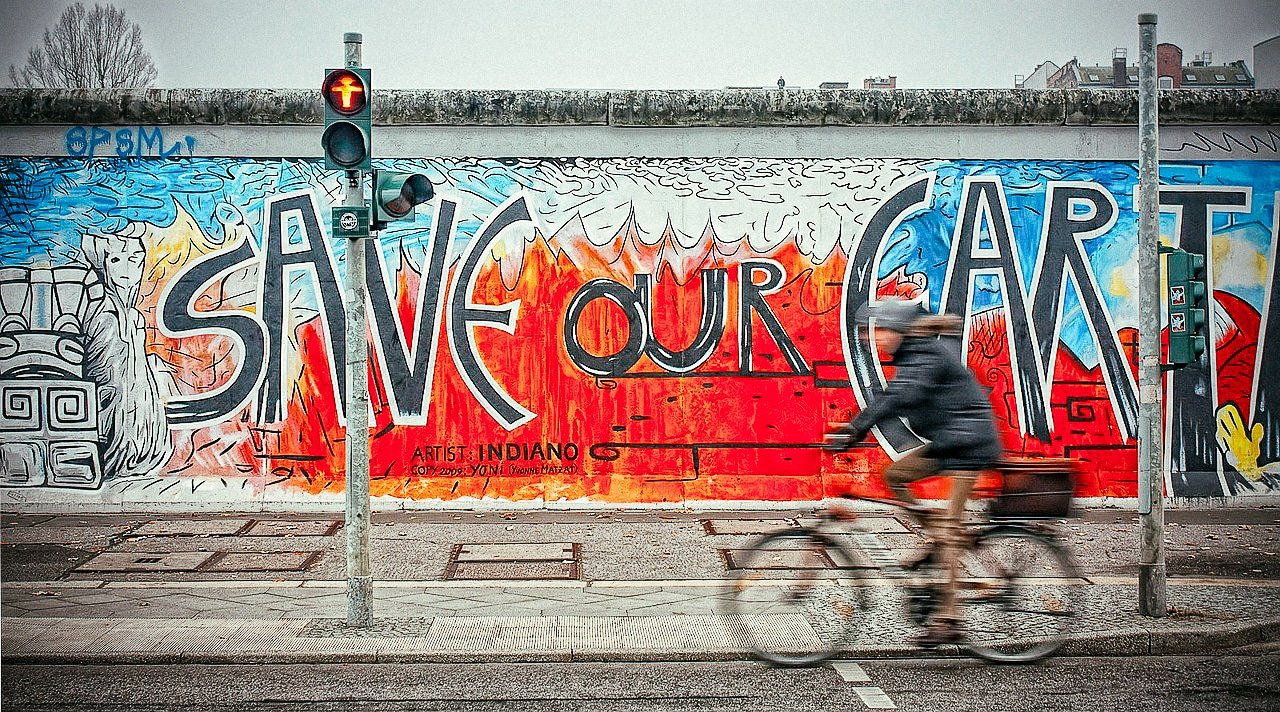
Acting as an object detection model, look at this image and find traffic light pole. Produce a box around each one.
[1136,13,1167,618]
[341,31,373,628]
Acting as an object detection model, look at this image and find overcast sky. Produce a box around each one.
[2,0,1278,90]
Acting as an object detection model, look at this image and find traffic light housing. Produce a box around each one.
[1166,248,1207,366]
[321,67,371,171]
[372,170,434,231]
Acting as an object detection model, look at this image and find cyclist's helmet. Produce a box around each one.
[871,297,925,333]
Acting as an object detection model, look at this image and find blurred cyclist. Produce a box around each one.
[825,297,1002,646]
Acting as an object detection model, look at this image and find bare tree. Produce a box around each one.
[9,2,158,89]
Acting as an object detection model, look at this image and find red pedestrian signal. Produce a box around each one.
[321,67,371,171]
[323,69,367,115]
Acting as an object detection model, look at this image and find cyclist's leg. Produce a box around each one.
[935,470,979,624]
[886,452,944,571]
[883,451,937,507]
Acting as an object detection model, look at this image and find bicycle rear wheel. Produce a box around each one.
[958,526,1084,663]
[720,528,864,666]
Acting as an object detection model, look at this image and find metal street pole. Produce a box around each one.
[1136,12,1167,617]
[341,31,373,628]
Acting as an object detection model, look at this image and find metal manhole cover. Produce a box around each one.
[444,542,580,580]
[447,560,578,580]
[203,551,322,572]
[74,551,216,573]
[701,518,796,535]
[720,548,835,570]
[243,520,341,537]
[129,519,254,537]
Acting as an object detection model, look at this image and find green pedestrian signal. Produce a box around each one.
[1165,247,1207,367]
[372,170,434,231]
[321,67,371,171]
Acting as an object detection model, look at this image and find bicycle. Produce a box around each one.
[720,458,1086,666]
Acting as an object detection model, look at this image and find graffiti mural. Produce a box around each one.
[0,157,1276,503]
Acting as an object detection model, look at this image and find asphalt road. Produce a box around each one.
[4,650,1279,712]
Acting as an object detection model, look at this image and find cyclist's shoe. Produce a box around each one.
[913,620,965,648]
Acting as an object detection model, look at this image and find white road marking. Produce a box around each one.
[853,686,897,709]
[833,662,896,709]
[831,661,871,682]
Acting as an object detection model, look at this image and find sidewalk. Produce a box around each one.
[4,508,1280,663]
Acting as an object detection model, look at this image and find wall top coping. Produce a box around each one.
[0,88,1276,127]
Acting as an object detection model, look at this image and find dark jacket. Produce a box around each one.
[849,331,1002,470]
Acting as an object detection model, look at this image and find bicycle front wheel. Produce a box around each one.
[720,528,864,667]
[958,526,1084,663]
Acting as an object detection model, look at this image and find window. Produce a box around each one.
[1088,73,1100,81]
[1159,76,1174,89]
[1215,73,1227,81]
[1128,74,1138,82]
[1185,73,1196,81]
[1236,73,1248,81]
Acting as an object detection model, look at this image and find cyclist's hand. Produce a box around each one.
[822,433,851,451]
[822,426,867,451]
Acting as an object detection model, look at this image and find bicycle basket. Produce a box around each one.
[990,458,1078,519]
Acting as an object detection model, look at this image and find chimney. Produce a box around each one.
[1157,43,1182,87]
[1112,47,1128,87]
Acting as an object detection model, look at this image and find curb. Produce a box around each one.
[5,617,1278,665]
[1055,616,1280,658]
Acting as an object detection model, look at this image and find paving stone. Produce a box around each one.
[243,520,341,537]
[721,548,834,569]
[455,543,576,562]
[74,552,215,573]
[794,516,914,534]
[853,517,912,534]
[701,519,796,535]
[447,560,577,581]
[0,514,53,527]
[204,551,322,573]
[425,616,568,652]
[129,520,253,537]
[261,587,349,600]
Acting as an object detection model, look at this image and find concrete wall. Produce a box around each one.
[0,89,1278,511]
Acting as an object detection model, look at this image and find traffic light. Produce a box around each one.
[372,170,434,231]
[1166,247,1207,366]
[321,67,371,171]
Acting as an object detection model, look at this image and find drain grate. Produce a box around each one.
[444,542,580,581]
